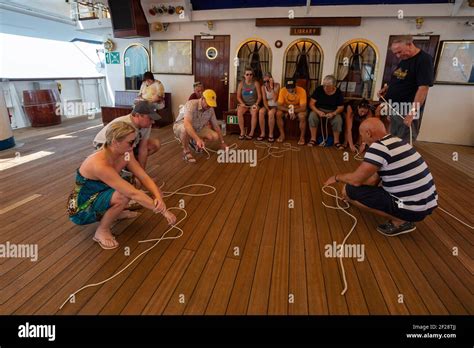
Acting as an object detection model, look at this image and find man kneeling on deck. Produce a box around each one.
[324,118,438,236]
[94,101,161,189]
[173,89,227,163]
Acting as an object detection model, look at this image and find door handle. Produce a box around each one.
[220,77,228,85]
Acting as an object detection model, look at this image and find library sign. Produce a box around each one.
[290,27,321,36]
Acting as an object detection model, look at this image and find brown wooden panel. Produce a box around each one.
[194,35,230,119]
[256,17,361,27]
[110,0,150,38]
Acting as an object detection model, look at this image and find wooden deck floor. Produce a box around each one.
[0,116,472,315]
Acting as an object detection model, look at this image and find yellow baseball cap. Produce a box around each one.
[202,89,217,107]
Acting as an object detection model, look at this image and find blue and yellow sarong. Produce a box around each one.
[67,170,115,225]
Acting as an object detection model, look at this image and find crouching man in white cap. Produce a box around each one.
[173,89,228,163]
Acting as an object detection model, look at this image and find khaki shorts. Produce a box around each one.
[173,122,217,139]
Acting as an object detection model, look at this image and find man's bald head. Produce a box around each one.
[359,118,388,145]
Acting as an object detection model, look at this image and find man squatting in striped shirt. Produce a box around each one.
[324,118,438,236]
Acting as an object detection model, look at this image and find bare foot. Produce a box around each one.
[93,227,119,249]
[277,136,285,143]
[117,210,139,220]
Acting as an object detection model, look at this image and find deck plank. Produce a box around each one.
[1,119,472,315]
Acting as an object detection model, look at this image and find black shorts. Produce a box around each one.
[345,184,434,222]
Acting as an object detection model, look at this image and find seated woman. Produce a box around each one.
[136,71,165,111]
[345,99,375,153]
[236,67,261,140]
[67,121,176,250]
[258,72,280,142]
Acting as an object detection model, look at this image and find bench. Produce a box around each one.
[101,91,173,127]
[223,92,308,140]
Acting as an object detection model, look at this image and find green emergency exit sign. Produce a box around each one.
[227,115,238,124]
[106,52,120,64]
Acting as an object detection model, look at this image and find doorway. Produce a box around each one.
[194,35,230,119]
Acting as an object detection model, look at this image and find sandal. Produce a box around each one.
[268,137,275,143]
[238,135,245,140]
[335,143,345,150]
[307,139,317,147]
[245,134,253,140]
[256,135,265,141]
[93,236,119,250]
[183,151,196,163]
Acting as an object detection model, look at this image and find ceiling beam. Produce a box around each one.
[256,17,361,27]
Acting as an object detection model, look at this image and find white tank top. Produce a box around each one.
[265,86,277,107]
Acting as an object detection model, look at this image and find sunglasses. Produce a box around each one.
[245,73,253,76]
[263,80,270,83]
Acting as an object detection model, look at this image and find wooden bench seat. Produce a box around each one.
[223,93,308,140]
[101,91,173,127]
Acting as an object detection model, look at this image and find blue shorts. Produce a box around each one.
[345,184,434,222]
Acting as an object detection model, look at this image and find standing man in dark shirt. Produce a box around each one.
[308,75,345,148]
[377,35,434,143]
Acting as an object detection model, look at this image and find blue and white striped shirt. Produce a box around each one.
[364,135,438,213]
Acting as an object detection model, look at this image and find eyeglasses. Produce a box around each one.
[245,73,253,76]
[263,80,270,83]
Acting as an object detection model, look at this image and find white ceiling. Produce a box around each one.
[2,0,72,18]
[0,0,110,42]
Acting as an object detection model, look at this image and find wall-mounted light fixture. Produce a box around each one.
[415,17,424,30]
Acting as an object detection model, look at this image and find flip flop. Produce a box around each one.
[256,136,265,141]
[183,151,196,163]
[307,139,317,147]
[238,135,245,140]
[268,137,275,143]
[92,236,119,250]
[245,134,254,140]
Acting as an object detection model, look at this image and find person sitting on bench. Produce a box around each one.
[308,75,344,149]
[68,121,176,250]
[276,79,307,145]
[236,67,261,140]
[136,71,165,111]
[189,81,203,100]
[345,99,375,153]
[259,72,280,142]
[324,118,438,236]
[173,89,227,163]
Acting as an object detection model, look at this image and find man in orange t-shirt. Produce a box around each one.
[276,80,307,145]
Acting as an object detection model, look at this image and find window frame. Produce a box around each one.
[283,38,324,96]
[334,38,379,100]
[123,43,150,91]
